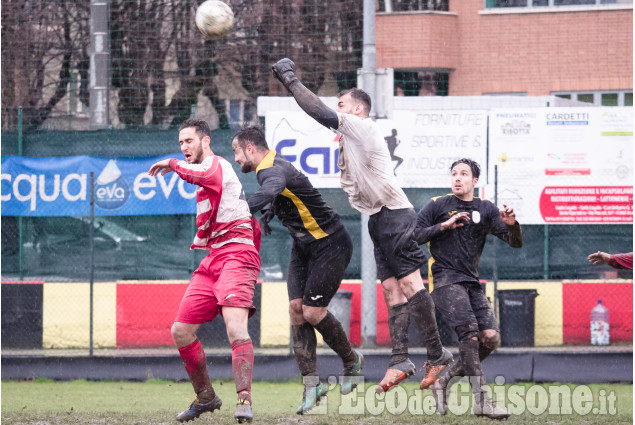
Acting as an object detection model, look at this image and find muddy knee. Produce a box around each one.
[289,299,304,325]
[480,329,500,350]
[302,305,327,326]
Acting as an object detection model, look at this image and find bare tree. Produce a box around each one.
[2,0,90,130]
[2,0,363,131]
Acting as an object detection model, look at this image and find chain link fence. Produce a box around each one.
[1,0,632,352]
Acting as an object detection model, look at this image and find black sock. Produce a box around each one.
[408,289,443,362]
[314,312,356,368]
[479,341,495,362]
[458,334,485,392]
[442,341,493,383]
[387,303,410,366]
[291,323,318,376]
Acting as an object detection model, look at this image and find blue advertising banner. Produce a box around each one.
[1,155,198,216]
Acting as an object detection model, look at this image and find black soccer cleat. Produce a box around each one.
[176,395,222,422]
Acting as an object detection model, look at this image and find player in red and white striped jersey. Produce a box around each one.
[149,119,260,424]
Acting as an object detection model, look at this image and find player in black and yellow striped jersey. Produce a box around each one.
[414,158,522,419]
[232,126,363,415]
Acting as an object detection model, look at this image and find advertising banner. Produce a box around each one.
[1,155,197,216]
[489,107,633,224]
[265,110,488,188]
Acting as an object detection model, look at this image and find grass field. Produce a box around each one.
[1,379,632,424]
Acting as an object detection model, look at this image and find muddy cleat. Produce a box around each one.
[234,399,253,423]
[341,350,364,395]
[176,395,222,422]
[420,347,453,389]
[431,379,449,415]
[296,382,329,415]
[376,359,416,393]
[473,390,510,420]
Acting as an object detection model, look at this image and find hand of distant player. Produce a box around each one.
[148,159,173,176]
[587,251,611,265]
[440,212,470,231]
[272,58,299,89]
[499,204,516,225]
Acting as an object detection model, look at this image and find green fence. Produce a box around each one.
[2,129,632,283]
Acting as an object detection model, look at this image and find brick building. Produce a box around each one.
[376,0,633,105]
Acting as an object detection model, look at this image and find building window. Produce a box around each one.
[601,93,619,106]
[378,0,449,12]
[486,0,631,7]
[224,99,256,125]
[553,90,633,106]
[394,70,449,96]
[332,71,358,93]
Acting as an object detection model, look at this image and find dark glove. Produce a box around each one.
[259,207,275,236]
[272,58,298,89]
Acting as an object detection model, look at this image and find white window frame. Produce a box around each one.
[551,90,633,106]
[482,0,632,12]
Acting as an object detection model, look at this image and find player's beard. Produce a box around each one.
[188,144,205,164]
[240,161,254,174]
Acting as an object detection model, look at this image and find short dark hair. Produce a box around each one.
[451,158,481,179]
[179,119,211,140]
[232,125,269,151]
[337,88,372,115]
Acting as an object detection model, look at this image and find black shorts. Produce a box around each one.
[430,282,499,332]
[287,227,353,307]
[368,207,426,282]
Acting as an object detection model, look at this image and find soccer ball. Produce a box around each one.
[195,0,234,38]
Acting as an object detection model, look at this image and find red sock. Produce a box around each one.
[179,339,215,402]
[231,338,254,403]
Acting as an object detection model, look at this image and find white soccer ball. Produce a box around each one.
[195,0,234,39]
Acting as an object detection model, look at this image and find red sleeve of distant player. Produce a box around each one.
[608,252,633,270]
[169,157,220,189]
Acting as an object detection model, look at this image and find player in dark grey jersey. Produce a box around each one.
[232,126,362,415]
[415,158,522,419]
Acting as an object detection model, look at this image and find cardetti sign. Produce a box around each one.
[1,155,197,216]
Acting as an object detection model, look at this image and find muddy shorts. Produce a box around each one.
[430,282,499,332]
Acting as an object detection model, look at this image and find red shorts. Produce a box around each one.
[175,244,260,324]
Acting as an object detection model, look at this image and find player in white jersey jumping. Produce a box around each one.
[149,119,260,424]
[272,59,452,393]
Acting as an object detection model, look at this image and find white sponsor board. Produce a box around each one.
[489,108,633,224]
[265,110,488,189]
[265,111,342,188]
[376,110,487,188]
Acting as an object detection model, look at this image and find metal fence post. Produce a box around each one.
[89,172,95,356]
[543,224,549,280]
[18,107,24,281]
[493,165,499,320]
[360,0,377,348]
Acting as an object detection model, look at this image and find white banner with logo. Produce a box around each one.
[265,110,488,189]
[489,107,633,224]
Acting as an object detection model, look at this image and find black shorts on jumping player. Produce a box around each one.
[287,226,353,307]
[368,207,426,282]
